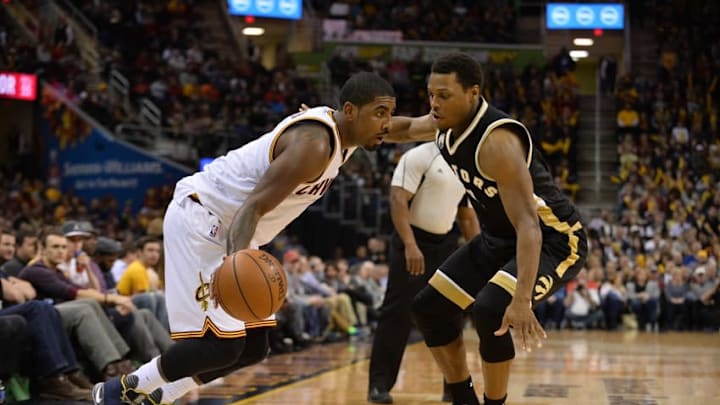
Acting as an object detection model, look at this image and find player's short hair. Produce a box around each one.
[431,52,484,90]
[339,71,395,107]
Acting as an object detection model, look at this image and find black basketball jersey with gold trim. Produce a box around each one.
[435,98,582,239]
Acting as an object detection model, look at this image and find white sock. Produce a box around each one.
[131,357,167,394]
[159,377,200,403]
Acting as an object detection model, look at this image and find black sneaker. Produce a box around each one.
[141,387,169,405]
[368,387,393,404]
[442,380,452,402]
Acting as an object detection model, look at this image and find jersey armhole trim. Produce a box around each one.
[267,117,339,184]
[474,118,533,181]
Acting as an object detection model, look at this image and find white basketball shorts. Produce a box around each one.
[163,194,276,340]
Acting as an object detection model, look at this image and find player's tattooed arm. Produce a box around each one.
[226,122,333,254]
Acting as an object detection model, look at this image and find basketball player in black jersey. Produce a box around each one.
[388,52,588,405]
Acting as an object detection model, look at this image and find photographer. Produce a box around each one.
[564,272,604,329]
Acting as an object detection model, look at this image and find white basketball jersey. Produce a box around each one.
[174,107,355,246]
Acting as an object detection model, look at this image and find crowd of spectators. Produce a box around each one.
[0,5,84,86]
[2,0,323,158]
[589,0,720,333]
[314,0,517,43]
[70,0,322,152]
[0,215,173,401]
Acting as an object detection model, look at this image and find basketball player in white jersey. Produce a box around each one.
[93,71,437,405]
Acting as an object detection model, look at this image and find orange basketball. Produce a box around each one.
[212,249,287,322]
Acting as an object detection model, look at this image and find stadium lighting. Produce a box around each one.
[242,27,265,36]
[573,38,594,46]
[569,50,589,60]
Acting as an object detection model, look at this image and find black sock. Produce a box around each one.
[447,376,480,405]
[483,393,507,405]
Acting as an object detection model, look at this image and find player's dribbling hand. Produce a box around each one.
[494,298,546,352]
[404,244,425,276]
[210,257,227,309]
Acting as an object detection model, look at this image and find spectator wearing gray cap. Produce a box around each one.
[59,220,104,292]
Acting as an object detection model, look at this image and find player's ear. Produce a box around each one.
[470,85,481,101]
[342,101,357,121]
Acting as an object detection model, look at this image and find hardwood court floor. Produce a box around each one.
[182,330,720,405]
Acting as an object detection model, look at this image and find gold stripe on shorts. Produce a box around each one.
[555,222,582,278]
[533,195,583,278]
[429,270,475,309]
[170,317,247,340]
[245,320,278,329]
[489,270,517,296]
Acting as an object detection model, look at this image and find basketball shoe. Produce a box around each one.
[92,374,165,405]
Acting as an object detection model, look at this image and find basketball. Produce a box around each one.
[212,249,287,322]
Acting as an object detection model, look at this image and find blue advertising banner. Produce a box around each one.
[546,3,624,30]
[227,0,302,20]
[41,89,190,213]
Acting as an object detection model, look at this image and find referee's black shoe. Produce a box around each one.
[368,387,393,403]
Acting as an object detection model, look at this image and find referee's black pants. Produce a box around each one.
[368,226,458,392]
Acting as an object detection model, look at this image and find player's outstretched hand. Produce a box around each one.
[494,298,546,352]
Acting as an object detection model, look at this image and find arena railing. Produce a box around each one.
[54,0,98,40]
[108,69,132,118]
[43,0,100,72]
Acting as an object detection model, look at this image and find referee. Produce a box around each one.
[368,142,479,404]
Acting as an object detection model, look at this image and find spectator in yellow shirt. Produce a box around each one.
[117,236,168,329]
[617,102,640,134]
[117,237,161,296]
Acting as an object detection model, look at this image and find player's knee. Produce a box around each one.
[471,291,506,331]
[206,334,247,364]
[410,287,464,347]
[239,329,271,366]
[410,286,437,324]
[472,285,515,362]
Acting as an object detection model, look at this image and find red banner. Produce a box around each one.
[0,71,38,101]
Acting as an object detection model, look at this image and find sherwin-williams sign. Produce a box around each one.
[41,87,190,212]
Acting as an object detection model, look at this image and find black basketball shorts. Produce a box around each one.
[427,223,587,309]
